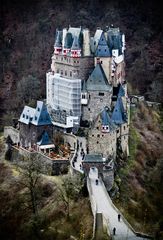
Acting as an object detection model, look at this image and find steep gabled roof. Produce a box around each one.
[32,101,52,126]
[95,32,111,57]
[19,106,35,125]
[107,27,122,54]
[64,32,73,48]
[101,108,116,131]
[54,30,62,48]
[37,131,53,146]
[118,84,125,97]
[19,101,52,126]
[111,97,126,124]
[86,63,112,91]
[71,35,80,50]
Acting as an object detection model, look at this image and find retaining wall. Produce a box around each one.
[4,126,20,144]
[11,146,69,175]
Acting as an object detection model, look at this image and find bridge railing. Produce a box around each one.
[87,177,97,239]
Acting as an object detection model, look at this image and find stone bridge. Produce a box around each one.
[70,136,153,240]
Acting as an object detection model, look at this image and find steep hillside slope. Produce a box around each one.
[0,0,163,127]
[114,103,163,238]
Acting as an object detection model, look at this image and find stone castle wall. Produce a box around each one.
[82,91,112,122]
[11,146,69,176]
[120,122,129,154]
[88,115,117,158]
[51,55,94,81]
[19,123,53,147]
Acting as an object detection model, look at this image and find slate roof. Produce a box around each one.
[19,101,52,126]
[64,32,73,48]
[83,154,103,163]
[19,106,35,125]
[54,30,62,47]
[71,35,80,50]
[101,108,116,130]
[37,131,53,146]
[95,32,111,57]
[107,27,122,54]
[111,97,126,124]
[86,63,112,91]
[118,84,125,97]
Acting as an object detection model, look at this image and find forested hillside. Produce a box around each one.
[0,1,163,238]
[0,0,163,127]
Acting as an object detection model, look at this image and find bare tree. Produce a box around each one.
[15,155,50,216]
[58,173,84,219]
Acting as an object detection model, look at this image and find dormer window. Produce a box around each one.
[23,114,25,118]
[38,107,40,111]
[26,115,28,119]
[35,116,37,120]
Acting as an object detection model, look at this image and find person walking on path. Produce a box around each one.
[113,227,116,235]
[118,213,121,222]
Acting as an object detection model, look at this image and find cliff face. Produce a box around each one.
[0,0,163,126]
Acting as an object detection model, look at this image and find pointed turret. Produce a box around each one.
[54,30,62,55]
[71,36,81,58]
[86,63,112,91]
[101,107,114,133]
[95,32,111,57]
[111,97,126,124]
[118,84,125,97]
[63,32,73,56]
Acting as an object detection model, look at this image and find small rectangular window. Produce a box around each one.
[99,92,104,96]
[97,134,100,137]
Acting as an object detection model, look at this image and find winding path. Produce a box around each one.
[73,136,146,240]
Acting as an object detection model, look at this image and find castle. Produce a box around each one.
[5,25,129,169]
[46,26,129,159]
